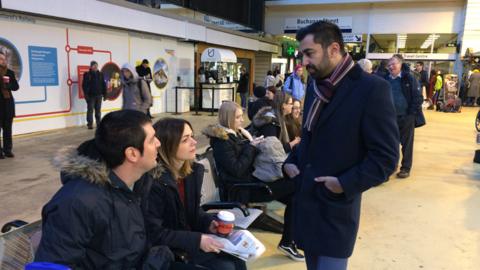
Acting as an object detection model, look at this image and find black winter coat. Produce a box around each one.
[35,147,172,270]
[286,65,399,258]
[203,125,258,185]
[0,69,19,119]
[82,70,106,97]
[237,72,249,93]
[136,163,214,259]
[385,69,423,116]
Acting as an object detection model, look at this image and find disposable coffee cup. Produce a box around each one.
[3,76,9,84]
[216,210,235,237]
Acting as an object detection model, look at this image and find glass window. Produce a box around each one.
[433,34,458,54]
[397,34,431,53]
[368,34,397,53]
[345,34,367,61]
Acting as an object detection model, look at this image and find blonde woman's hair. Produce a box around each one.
[218,101,242,130]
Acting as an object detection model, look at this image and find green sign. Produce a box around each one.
[287,46,295,56]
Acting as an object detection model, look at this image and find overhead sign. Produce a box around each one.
[367,53,457,61]
[284,17,352,33]
[343,34,362,43]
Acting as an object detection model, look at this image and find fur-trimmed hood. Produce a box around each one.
[53,146,110,186]
[53,146,164,186]
[252,106,278,128]
[202,124,253,141]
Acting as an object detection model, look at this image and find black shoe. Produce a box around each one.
[4,152,14,158]
[0,153,4,159]
[278,242,305,262]
[396,170,410,178]
[87,125,93,130]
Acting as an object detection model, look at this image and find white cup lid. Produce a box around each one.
[217,211,235,222]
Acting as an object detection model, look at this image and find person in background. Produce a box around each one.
[137,118,246,270]
[433,70,443,108]
[285,99,302,140]
[357,58,373,73]
[136,59,154,118]
[248,86,275,121]
[35,110,173,269]
[374,59,389,78]
[283,64,305,101]
[237,67,249,110]
[0,52,19,159]
[121,63,152,114]
[264,70,276,88]
[386,54,422,179]
[82,60,106,129]
[467,69,480,106]
[414,62,429,99]
[252,91,300,153]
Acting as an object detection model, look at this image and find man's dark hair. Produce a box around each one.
[142,59,149,64]
[416,61,424,66]
[95,110,151,169]
[296,21,346,55]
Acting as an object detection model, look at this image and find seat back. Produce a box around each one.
[196,148,221,205]
[0,221,42,269]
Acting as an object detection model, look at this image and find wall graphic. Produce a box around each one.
[0,12,194,135]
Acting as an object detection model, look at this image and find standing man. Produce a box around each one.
[414,61,429,99]
[136,59,154,118]
[0,52,19,158]
[237,67,249,110]
[283,64,305,101]
[283,21,399,270]
[386,54,422,178]
[35,110,173,269]
[82,60,106,129]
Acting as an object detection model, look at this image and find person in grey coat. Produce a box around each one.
[121,63,152,114]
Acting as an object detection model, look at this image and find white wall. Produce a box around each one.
[265,1,464,35]
[0,11,194,135]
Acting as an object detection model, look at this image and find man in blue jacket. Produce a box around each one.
[386,55,423,178]
[283,21,399,270]
[283,64,305,101]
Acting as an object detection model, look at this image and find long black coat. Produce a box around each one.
[0,69,19,119]
[35,147,172,269]
[136,163,214,259]
[285,65,399,258]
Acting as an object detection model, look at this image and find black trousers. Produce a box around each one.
[0,113,13,153]
[248,178,296,244]
[397,115,415,172]
[86,95,102,127]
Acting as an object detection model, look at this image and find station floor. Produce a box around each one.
[0,108,479,269]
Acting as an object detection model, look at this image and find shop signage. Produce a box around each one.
[284,17,352,33]
[343,34,362,43]
[203,15,249,31]
[367,53,457,60]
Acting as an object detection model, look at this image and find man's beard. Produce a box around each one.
[306,58,332,80]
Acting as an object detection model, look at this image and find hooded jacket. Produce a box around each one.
[35,146,172,270]
[121,63,152,113]
[135,163,214,261]
[202,124,258,185]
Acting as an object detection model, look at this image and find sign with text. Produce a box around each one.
[284,17,352,33]
[28,46,58,86]
[343,34,362,43]
[77,65,90,99]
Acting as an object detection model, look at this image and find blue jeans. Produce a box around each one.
[305,254,348,270]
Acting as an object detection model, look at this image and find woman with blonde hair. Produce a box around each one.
[203,101,304,262]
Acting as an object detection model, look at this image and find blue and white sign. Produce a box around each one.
[343,34,363,43]
[284,17,352,33]
[28,46,58,86]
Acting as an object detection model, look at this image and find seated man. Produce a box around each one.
[35,110,171,269]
